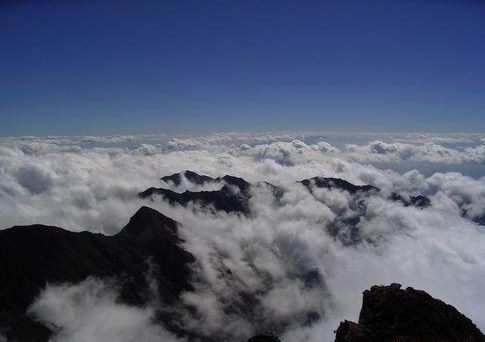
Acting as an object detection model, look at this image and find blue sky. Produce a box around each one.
[1,0,484,136]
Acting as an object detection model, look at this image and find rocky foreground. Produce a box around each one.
[335,283,485,342]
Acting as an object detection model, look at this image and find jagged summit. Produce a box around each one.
[220,174,251,192]
[162,170,216,186]
[300,176,380,194]
[335,283,485,342]
[162,170,252,193]
[0,206,193,342]
[118,205,179,240]
[139,186,251,214]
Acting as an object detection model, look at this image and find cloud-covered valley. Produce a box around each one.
[1,132,485,342]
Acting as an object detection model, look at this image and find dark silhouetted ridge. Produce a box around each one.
[0,206,194,342]
[119,205,179,240]
[221,175,251,193]
[335,283,485,342]
[139,171,432,227]
[140,172,255,214]
[162,170,216,186]
[390,193,431,208]
[139,186,251,214]
[300,177,380,194]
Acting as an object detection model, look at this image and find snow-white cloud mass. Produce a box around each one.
[28,278,182,342]
[1,132,485,342]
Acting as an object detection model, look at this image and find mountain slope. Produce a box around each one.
[335,283,485,342]
[0,206,194,342]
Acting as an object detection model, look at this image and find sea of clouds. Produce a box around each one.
[1,132,485,342]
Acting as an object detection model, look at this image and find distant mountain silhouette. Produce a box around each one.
[0,206,194,342]
[140,171,433,245]
[389,193,431,208]
[335,283,485,342]
[162,170,217,186]
[141,172,254,214]
[139,184,251,214]
[299,176,380,194]
[140,171,431,216]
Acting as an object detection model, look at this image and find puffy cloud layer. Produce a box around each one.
[345,140,485,164]
[28,278,181,342]
[1,132,485,342]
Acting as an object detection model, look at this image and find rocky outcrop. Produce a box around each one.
[335,283,485,342]
[334,321,375,342]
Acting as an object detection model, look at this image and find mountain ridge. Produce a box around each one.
[1,205,484,342]
[0,206,194,342]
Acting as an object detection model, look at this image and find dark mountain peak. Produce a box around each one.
[0,207,194,342]
[118,206,179,240]
[335,283,485,342]
[160,170,251,193]
[140,173,255,214]
[390,193,431,208]
[335,320,375,342]
[410,195,431,208]
[221,175,251,192]
[300,177,380,194]
[139,186,250,214]
[161,170,216,186]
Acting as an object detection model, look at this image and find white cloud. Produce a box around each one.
[344,139,485,164]
[1,133,485,342]
[28,278,181,342]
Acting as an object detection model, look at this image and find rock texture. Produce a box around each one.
[335,283,485,342]
[335,321,375,342]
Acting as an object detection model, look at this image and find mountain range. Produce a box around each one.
[1,171,483,341]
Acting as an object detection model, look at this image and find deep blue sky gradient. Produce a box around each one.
[1,0,484,135]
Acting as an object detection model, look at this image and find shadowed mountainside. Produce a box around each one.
[335,283,485,342]
[0,206,194,342]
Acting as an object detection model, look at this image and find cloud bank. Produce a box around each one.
[28,278,181,342]
[1,132,485,342]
